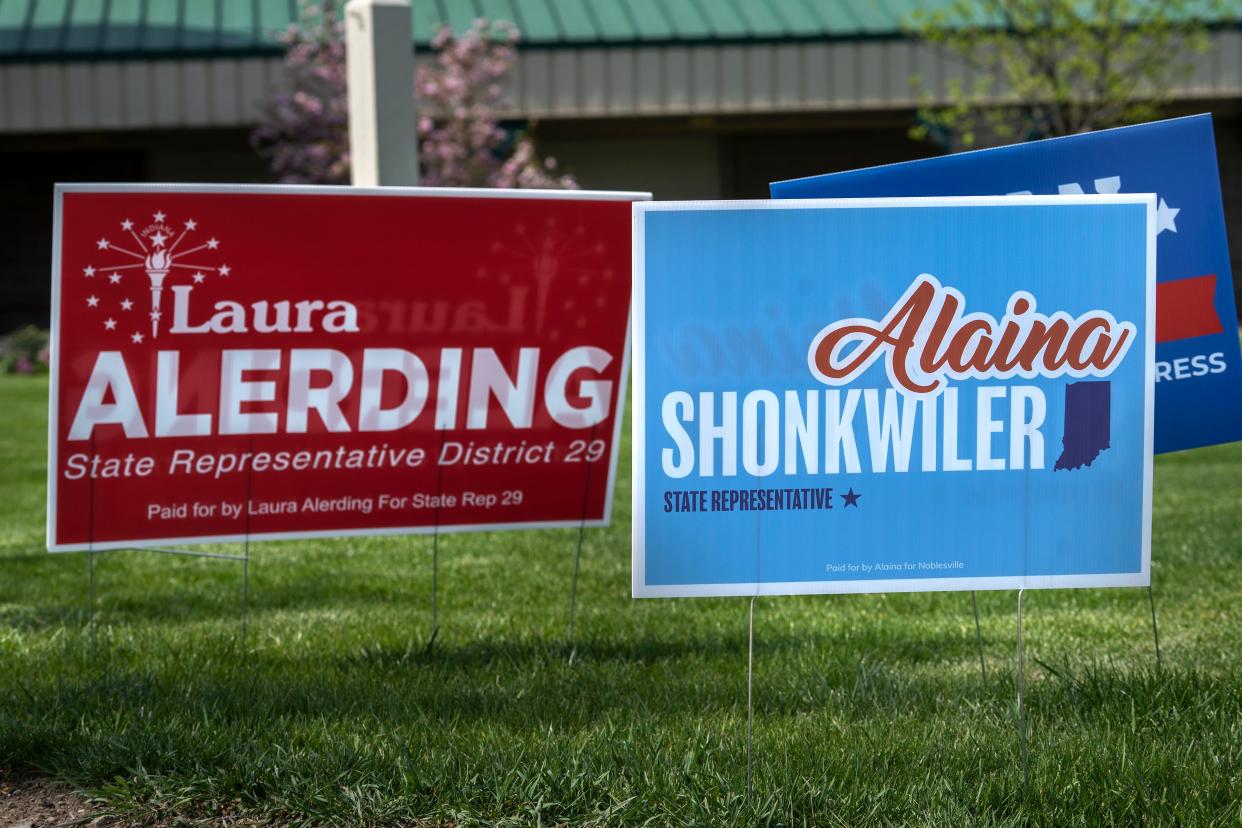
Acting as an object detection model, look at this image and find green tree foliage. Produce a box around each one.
[908,0,1217,149]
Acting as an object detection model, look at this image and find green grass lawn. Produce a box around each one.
[1,372,1240,826]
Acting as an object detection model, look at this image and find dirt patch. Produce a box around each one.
[0,776,278,827]
[0,776,112,828]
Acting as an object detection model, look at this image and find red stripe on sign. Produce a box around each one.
[1156,274,1222,343]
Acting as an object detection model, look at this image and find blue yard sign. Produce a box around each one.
[770,114,1242,454]
[632,197,1153,597]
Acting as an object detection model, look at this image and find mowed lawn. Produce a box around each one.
[1,372,1240,826]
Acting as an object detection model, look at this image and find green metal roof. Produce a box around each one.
[0,0,1231,63]
[0,0,933,61]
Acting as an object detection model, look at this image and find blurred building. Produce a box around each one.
[1,0,1240,329]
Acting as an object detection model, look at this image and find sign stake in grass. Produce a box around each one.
[87,546,95,652]
[1016,588,1028,793]
[567,423,600,664]
[1147,585,1162,668]
[746,594,756,804]
[566,522,585,664]
[972,591,986,680]
[426,529,440,653]
[87,434,96,652]
[79,439,256,657]
[426,433,446,653]
[241,456,252,654]
[241,540,250,651]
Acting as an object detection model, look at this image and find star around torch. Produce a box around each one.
[86,212,227,342]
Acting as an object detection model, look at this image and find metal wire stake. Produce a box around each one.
[1148,584,1162,669]
[972,591,986,680]
[426,434,445,653]
[242,460,253,653]
[566,423,598,664]
[87,547,95,653]
[88,432,96,654]
[746,595,756,804]
[242,538,250,651]
[1016,588,1028,793]
[566,522,585,665]
[426,528,439,652]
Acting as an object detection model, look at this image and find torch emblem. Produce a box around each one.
[87,211,230,339]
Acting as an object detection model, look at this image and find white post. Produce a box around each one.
[345,0,419,186]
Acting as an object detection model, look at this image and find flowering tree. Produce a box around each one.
[251,2,350,183]
[252,2,576,189]
[908,0,1213,150]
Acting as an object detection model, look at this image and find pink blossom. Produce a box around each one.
[252,2,576,189]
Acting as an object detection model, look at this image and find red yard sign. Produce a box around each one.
[48,184,646,551]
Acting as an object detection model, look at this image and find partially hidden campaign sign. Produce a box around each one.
[771,114,1242,454]
[49,184,647,551]
[633,197,1153,597]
